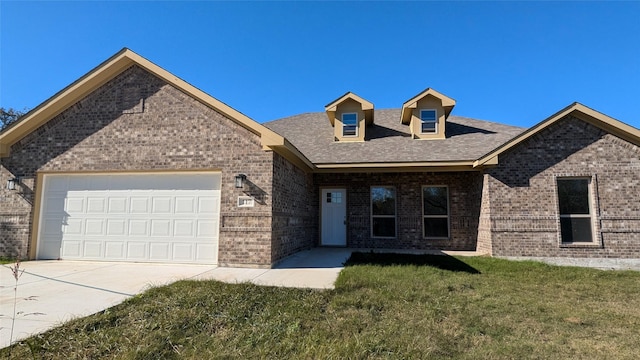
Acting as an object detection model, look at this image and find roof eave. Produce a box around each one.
[324,91,374,111]
[261,135,316,173]
[314,161,480,173]
[474,102,640,167]
[0,48,286,159]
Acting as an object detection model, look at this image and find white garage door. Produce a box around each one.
[37,173,221,264]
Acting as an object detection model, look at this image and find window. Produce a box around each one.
[326,191,342,204]
[557,178,594,243]
[342,113,358,137]
[420,109,437,133]
[423,186,449,238]
[371,186,396,238]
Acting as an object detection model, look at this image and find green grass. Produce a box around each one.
[0,258,17,264]
[3,254,640,359]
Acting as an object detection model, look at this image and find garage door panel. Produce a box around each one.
[173,243,194,260]
[87,176,109,190]
[198,196,219,213]
[126,176,153,190]
[43,218,63,236]
[108,197,128,213]
[197,220,217,237]
[149,242,170,260]
[152,197,172,213]
[65,219,83,235]
[87,198,106,213]
[46,176,68,191]
[66,197,85,213]
[174,220,194,237]
[38,240,61,260]
[196,244,216,261]
[84,241,102,257]
[62,240,82,257]
[38,173,220,264]
[130,197,150,213]
[129,220,149,236]
[106,219,126,236]
[175,197,196,213]
[85,219,105,235]
[127,242,148,259]
[107,175,131,190]
[105,242,125,258]
[45,196,66,214]
[151,220,171,236]
[68,176,89,190]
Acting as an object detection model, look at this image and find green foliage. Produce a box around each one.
[2,256,640,359]
[0,107,28,131]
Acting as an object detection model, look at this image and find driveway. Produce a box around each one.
[0,248,352,348]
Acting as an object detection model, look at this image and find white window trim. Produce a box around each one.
[370,186,397,239]
[420,109,438,134]
[237,196,255,208]
[342,112,358,137]
[556,176,598,245]
[422,185,450,239]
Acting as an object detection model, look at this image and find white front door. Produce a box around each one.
[321,188,347,246]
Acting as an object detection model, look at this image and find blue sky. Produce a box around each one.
[1,1,639,129]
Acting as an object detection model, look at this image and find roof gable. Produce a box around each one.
[401,88,456,125]
[474,103,640,167]
[0,48,313,170]
[324,91,374,126]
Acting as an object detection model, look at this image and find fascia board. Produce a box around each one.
[474,103,640,168]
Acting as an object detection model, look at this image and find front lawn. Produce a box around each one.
[3,254,640,359]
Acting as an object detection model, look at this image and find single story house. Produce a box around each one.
[1,49,639,268]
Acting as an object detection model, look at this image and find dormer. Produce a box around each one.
[401,88,456,140]
[325,92,374,142]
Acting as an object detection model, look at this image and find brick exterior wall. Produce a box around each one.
[0,65,277,266]
[0,165,33,258]
[485,116,640,258]
[3,64,638,264]
[314,171,483,251]
[476,174,493,255]
[270,153,317,263]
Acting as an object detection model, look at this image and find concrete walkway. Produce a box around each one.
[0,248,353,348]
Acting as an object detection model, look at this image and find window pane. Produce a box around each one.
[421,121,436,133]
[342,113,357,125]
[558,179,590,214]
[420,110,436,121]
[560,217,593,243]
[423,187,448,215]
[424,218,449,238]
[343,125,357,136]
[372,187,396,215]
[373,218,396,237]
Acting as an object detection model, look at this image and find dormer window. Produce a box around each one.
[401,88,456,140]
[325,92,374,142]
[342,113,358,137]
[420,109,437,134]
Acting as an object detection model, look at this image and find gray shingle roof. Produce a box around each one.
[263,109,525,164]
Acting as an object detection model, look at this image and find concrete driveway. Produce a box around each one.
[0,248,352,348]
